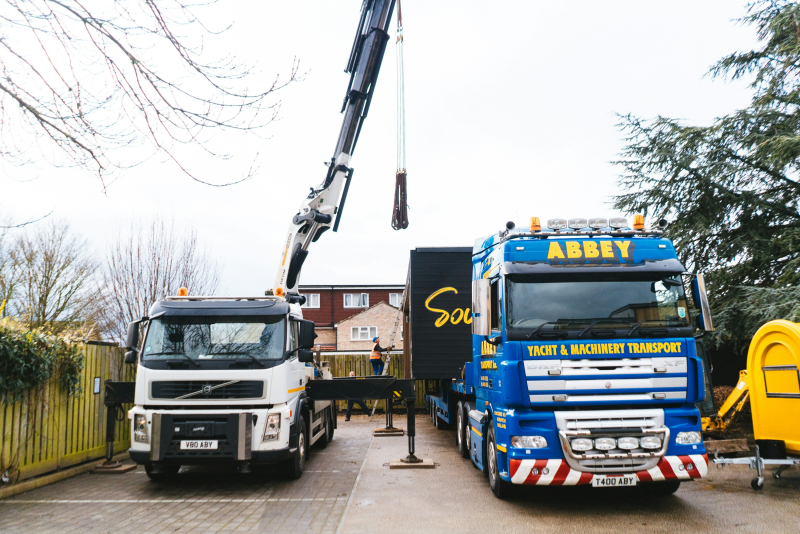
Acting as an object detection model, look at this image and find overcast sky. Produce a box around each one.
[2,1,759,295]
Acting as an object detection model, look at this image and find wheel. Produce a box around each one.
[456,402,469,459]
[326,406,335,442]
[434,409,448,430]
[283,415,307,480]
[486,424,513,499]
[751,477,764,491]
[316,410,330,449]
[430,404,435,425]
[464,405,472,461]
[144,462,180,482]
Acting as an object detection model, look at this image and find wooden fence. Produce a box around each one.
[0,343,134,484]
[318,353,428,411]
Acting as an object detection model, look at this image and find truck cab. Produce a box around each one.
[467,217,712,496]
[125,295,335,480]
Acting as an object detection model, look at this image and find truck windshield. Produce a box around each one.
[505,272,690,338]
[142,316,285,361]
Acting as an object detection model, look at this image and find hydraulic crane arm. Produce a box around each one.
[274,0,397,295]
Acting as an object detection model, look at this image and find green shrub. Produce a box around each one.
[0,320,85,402]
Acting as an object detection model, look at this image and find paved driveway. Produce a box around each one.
[2,414,799,534]
[0,418,375,534]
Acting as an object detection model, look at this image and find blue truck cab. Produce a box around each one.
[417,217,715,498]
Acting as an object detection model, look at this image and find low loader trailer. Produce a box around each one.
[409,216,716,498]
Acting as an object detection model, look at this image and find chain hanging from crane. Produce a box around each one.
[391,0,409,230]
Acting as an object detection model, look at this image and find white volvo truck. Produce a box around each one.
[124,0,399,481]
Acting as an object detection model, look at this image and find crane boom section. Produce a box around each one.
[274,0,396,294]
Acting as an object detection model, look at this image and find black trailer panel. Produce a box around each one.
[409,247,473,379]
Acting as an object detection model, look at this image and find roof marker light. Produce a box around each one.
[609,217,628,229]
[633,214,645,230]
[547,218,567,230]
[588,217,608,229]
[529,217,541,232]
[275,287,285,297]
[178,287,188,296]
[568,218,588,230]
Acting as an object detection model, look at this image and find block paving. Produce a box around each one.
[0,417,375,534]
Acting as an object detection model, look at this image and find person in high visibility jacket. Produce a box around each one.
[370,336,391,375]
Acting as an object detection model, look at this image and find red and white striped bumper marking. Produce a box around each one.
[508,454,708,486]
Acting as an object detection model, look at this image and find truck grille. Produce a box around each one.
[554,409,667,473]
[525,356,687,404]
[151,381,264,400]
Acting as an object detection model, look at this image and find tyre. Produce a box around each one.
[456,402,469,459]
[326,406,335,442]
[486,424,513,499]
[642,480,681,495]
[430,403,435,426]
[144,462,180,482]
[316,410,330,449]
[464,405,472,461]
[434,409,448,430]
[283,415,307,480]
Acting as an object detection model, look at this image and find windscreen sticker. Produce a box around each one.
[546,240,636,265]
[678,307,686,318]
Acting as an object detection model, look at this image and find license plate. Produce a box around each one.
[180,440,218,450]
[592,475,637,487]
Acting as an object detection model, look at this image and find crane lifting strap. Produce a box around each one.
[391,0,409,230]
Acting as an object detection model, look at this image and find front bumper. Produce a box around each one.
[509,454,708,485]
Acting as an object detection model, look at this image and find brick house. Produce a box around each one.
[297,284,404,351]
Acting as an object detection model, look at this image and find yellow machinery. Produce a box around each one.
[712,320,800,489]
[702,369,750,434]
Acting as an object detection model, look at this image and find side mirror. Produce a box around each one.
[472,279,491,336]
[691,273,714,332]
[298,320,316,349]
[298,349,314,363]
[124,321,141,364]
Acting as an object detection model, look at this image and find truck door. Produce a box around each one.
[695,339,716,418]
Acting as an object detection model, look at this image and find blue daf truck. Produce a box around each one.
[411,216,715,498]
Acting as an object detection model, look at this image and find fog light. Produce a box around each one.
[134,414,148,443]
[594,438,615,450]
[511,436,547,449]
[675,431,702,445]
[263,414,281,441]
[640,436,662,450]
[571,438,593,451]
[687,463,694,471]
[617,437,639,450]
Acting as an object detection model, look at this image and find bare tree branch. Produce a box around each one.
[0,0,299,189]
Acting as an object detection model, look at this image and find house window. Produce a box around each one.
[301,294,320,308]
[389,293,402,307]
[344,293,369,308]
[351,326,377,341]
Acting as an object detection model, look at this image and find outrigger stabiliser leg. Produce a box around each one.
[306,376,424,463]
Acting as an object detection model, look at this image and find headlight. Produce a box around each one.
[511,436,547,449]
[617,437,639,450]
[675,431,702,445]
[134,414,148,443]
[594,437,616,450]
[640,436,662,450]
[571,438,593,451]
[263,414,281,441]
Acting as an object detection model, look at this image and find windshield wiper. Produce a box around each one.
[526,322,568,339]
[155,352,200,367]
[208,351,266,368]
[577,319,631,338]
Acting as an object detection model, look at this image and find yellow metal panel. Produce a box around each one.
[747,320,800,455]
